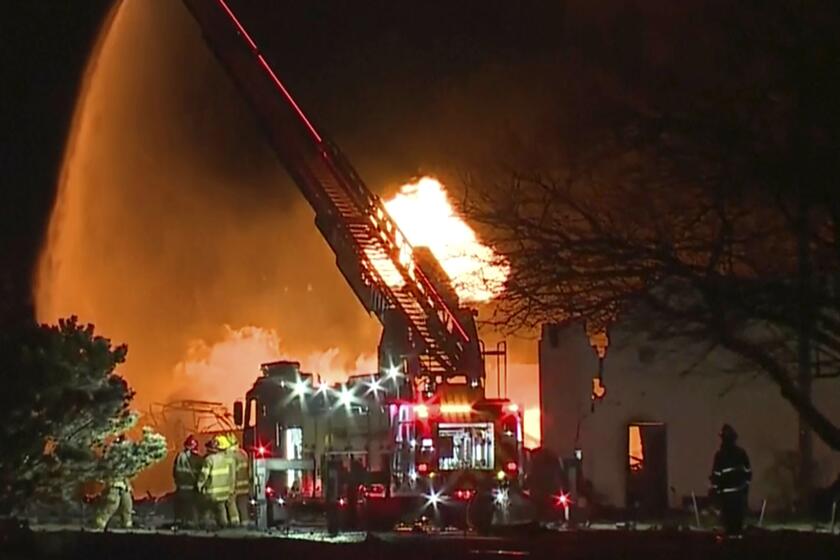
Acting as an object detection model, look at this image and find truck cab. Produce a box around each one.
[238,360,393,527]
[235,360,523,529]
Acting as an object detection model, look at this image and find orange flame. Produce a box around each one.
[524,407,542,449]
[379,177,508,304]
[172,326,377,405]
[629,425,644,471]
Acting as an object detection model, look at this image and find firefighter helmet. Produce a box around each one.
[184,434,198,451]
[720,423,738,442]
[216,434,232,451]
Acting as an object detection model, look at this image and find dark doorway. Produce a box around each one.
[626,422,668,516]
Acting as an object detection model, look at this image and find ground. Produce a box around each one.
[1,522,837,560]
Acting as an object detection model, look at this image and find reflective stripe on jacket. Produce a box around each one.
[710,444,752,494]
[198,452,235,502]
[111,478,131,492]
[231,448,249,495]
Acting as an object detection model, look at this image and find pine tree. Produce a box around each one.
[99,420,168,489]
[0,316,166,515]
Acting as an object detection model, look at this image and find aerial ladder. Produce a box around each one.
[182,0,484,392]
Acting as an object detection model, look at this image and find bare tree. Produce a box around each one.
[463,1,840,501]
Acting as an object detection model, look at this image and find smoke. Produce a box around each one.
[171,325,376,405]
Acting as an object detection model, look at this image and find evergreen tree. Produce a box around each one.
[0,316,166,514]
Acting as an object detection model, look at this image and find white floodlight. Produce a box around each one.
[365,376,384,398]
[338,384,354,408]
[292,378,310,398]
[424,489,444,509]
[386,364,402,380]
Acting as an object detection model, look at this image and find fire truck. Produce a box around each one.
[182,0,524,529]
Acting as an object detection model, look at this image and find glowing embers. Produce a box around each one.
[378,177,509,303]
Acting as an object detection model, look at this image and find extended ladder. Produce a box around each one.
[183,0,480,380]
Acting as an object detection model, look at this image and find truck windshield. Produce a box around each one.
[437,422,494,471]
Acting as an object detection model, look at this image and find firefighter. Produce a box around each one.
[94,476,133,530]
[197,436,235,529]
[227,435,250,526]
[217,434,246,527]
[347,455,365,529]
[173,434,202,528]
[710,424,752,535]
[324,456,343,535]
[467,477,495,535]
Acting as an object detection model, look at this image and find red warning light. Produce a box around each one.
[417,463,429,473]
[553,493,572,507]
[505,461,517,472]
[454,489,474,501]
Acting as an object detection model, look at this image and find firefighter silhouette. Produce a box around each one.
[347,456,365,529]
[324,456,344,535]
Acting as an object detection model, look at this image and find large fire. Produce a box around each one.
[381,177,509,304]
[172,325,376,404]
[177,326,542,448]
[171,177,514,405]
[34,1,539,500]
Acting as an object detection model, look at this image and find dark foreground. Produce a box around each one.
[1,524,838,560]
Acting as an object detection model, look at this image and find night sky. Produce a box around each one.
[1,2,111,320]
